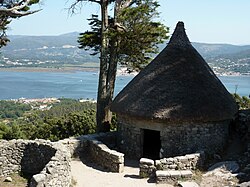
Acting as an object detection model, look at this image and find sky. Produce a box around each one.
[8,0,250,45]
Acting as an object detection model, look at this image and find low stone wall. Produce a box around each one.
[155,151,205,171]
[60,132,124,173]
[139,152,205,178]
[89,139,124,172]
[0,139,71,187]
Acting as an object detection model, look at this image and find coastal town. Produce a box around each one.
[11,97,60,111]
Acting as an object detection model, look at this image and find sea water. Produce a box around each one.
[0,71,249,100]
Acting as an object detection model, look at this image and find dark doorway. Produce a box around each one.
[143,129,161,160]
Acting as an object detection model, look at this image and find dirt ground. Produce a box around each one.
[70,158,171,187]
[70,158,243,187]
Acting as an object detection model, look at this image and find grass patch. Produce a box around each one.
[0,173,28,187]
[191,169,203,184]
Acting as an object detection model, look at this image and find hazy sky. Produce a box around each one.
[8,0,250,45]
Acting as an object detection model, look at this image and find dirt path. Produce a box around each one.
[70,158,170,187]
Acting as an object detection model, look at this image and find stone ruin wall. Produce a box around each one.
[117,115,230,158]
[60,132,124,173]
[0,132,124,187]
[0,139,71,187]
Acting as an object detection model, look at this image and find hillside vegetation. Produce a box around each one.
[0,99,97,141]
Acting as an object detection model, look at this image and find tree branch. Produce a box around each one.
[0,9,40,18]
[0,0,41,18]
[68,0,101,15]
[118,0,135,10]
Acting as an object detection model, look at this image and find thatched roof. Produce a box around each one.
[111,22,238,123]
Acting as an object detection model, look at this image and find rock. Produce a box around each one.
[140,158,154,166]
[238,181,250,187]
[32,173,46,183]
[203,161,240,181]
[4,176,12,182]
[180,170,193,178]
[208,161,239,173]
[178,181,200,187]
[168,170,181,177]
[156,170,171,177]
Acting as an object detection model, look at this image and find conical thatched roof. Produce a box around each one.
[111,22,238,123]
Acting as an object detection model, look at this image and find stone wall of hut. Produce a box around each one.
[160,121,229,157]
[117,116,230,159]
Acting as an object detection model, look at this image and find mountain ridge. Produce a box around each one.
[1,33,250,75]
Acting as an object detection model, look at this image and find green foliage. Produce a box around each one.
[28,0,40,5]
[232,93,250,109]
[117,0,169,70]
[78,14,102,55]
[78,0,169,70]
[3,122,26,140]
[0,15,11,47]
[110,113,117,131]
[0,99,98,141]
[37,98,96,118]
[0,100,31,119]
[0,0,40,47]
[0,122,9,139]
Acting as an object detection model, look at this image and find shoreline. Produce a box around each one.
[0,67,99,73]
[0,67,249,77]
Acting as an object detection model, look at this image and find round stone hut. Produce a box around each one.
[111,22,238,159]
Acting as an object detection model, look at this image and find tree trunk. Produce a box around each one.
[104,0,121,124]
[96,0,111,132]
[106,39,119,107]
[96,0,133,132]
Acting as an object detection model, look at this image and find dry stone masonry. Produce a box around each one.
[139,158,156,178]
[156,170,193,184]
[155,151,205,170]
[0,132,124,187]
[60,132,124,173]
[0,139,71,187]
[117,117,229,159]
[139,152,205,184]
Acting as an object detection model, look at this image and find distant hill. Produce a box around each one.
[0,32,99,68]
[0,33,250,75]
[193,43,250,75]
[159,42,250,75]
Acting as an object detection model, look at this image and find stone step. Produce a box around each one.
[156,170,193,183]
